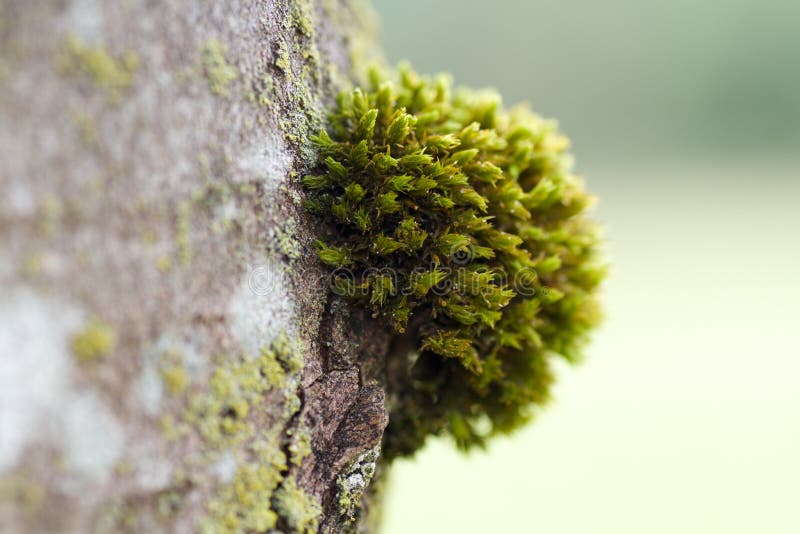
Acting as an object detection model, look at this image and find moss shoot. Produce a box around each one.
[303,64,605,458]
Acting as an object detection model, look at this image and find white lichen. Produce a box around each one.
[228,261,294,355]
[211,451,238,483]
[63,391,124,482]
[66,0,105,42]
[230,129,291,195]
[0,288,80,471]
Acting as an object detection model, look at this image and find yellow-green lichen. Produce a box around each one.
[290,0,315,37]
[201,39,238,96]
[272,477,322,533]
[38,197,62,237]
[0,476,45,515]
[273,217,302,261]
[72,111,99,147]
[258,73,275,107]
[160,364,189,395]
[181,337,300,448]
[20,253,43,277]
[287,424,312,467]
[176,333,317,533]
[175,199,192,266]
[335,447,380,527]
[157,490,182,519]
[203,444,285,534]
[58,36,139,101]
[156,254,172,273]
[141,229,157,246]
[159,414,185,441]
[70,319,117,362]
[275,41,291,72]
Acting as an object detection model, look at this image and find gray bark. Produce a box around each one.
[0,1,392,532]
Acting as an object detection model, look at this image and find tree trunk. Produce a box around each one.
[0,1,393,532]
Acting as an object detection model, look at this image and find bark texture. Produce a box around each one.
[0,1,393,532]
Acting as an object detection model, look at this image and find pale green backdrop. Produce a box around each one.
[372,1,800,532]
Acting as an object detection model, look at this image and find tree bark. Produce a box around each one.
[0,1,393,532]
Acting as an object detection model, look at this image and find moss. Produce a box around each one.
[272,477,322,533]
[58,36,139,101]
[303,64,606,458]
[70,319,117,363]
[201,39,238,96]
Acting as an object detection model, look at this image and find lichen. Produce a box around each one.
[201,39,238,96]
[335,446,380,528]
[0,476,45,514]
[271,216,302,261]
[160,364,189,395]
[58,35,139,101]
[271,477,322,533]
[290,0,315,38]
[275,41,291,72]
[70,319,117,363]
[38,197,62,237]
[160,332,321,533]
[175,199,193,267]
[203,441,285,533]
[72,111,98,147]
[20,253,43,277]
[303,64,606,457]
[287,423,312,467]
[267,0,326,166]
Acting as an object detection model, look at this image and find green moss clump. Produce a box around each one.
[303,64,605,457]
[59,36,139,101]
[70,319,117,362]
[201,39,238,96]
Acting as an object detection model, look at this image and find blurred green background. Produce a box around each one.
[372,1,800,532]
